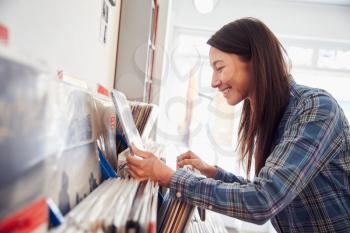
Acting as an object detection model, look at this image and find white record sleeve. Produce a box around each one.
[111,90,145,151]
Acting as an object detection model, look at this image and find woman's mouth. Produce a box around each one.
[221,87,231,97]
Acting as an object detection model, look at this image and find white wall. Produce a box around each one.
[0,0,121,89]
[150,0,173,105]
[115,0,153,101]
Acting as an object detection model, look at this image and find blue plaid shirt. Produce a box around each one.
[170,79,350,232]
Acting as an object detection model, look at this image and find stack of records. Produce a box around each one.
[186,210,228,233]
[50,178,159,233]
[94,94,119,171]
[115,102,158,155]
[130,101,158,141]
[94,95,158,171]
[157,193,195,233]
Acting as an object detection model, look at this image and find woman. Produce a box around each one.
[127,18,350,232]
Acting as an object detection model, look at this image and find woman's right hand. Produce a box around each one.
[176,151,218,178]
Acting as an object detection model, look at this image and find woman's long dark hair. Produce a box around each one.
[207,18,290,177]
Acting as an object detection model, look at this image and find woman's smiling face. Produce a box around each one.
[209,46,253,106]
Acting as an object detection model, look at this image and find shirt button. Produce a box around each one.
[208,205,213,210]
[176,192,182,198]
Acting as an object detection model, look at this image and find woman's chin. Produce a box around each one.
[226,95,243,106]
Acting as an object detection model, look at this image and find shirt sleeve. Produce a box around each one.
[169,93,342,224]
[213,165,248,184]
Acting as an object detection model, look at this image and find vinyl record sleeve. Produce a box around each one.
[111,90,145,151]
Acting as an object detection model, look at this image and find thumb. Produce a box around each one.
[131,144,150,158]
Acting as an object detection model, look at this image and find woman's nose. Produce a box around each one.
[211,76,221,88]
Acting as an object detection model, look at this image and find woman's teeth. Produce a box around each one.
[223,88,230,95]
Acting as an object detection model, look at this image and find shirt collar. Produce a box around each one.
[288,75,297,97]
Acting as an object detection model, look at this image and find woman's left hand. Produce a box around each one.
[126,145,175,187]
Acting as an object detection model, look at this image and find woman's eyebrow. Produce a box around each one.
[212,60,224,66]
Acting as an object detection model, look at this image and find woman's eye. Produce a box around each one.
[217,67,224,73]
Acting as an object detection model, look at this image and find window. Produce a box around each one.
[157,29,243,175]
[280,36,350,121]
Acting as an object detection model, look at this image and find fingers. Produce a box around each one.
[177,151,194,162]
[128,167,139,179]
[177,151,199,169]
[131,145,152,159]
[126,154,143,167]
[128,164,148,181]
[177,158,198,168]
[128,164,140,174]
[128,170,148,181]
